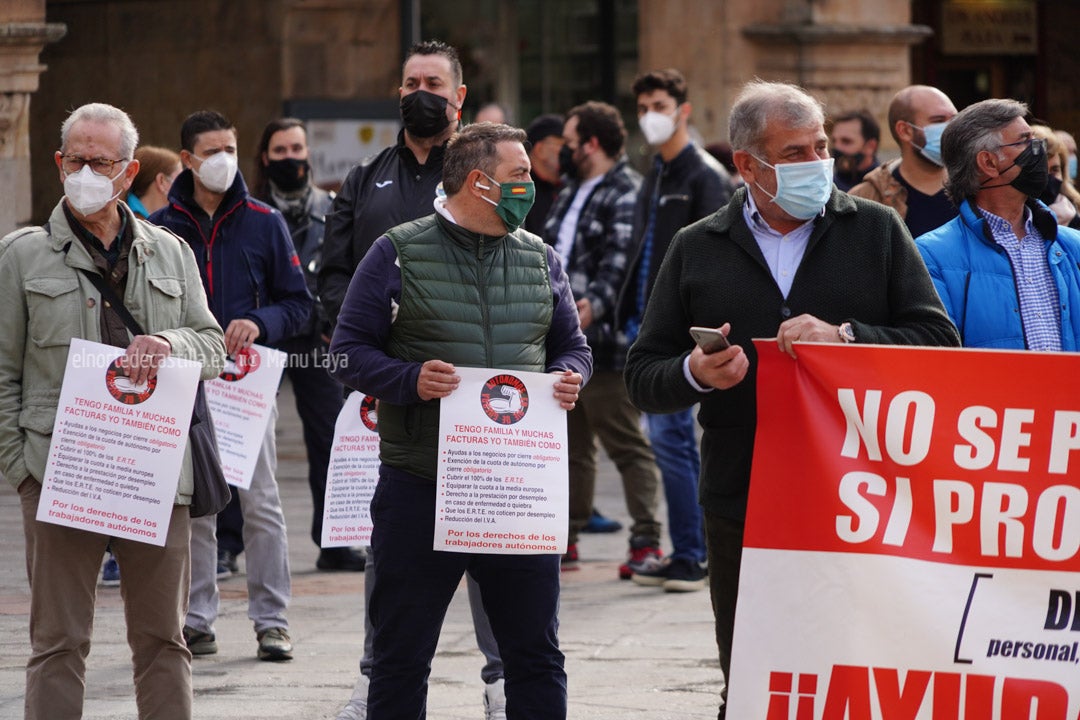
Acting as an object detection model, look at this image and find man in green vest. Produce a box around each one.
[328,122,592,719]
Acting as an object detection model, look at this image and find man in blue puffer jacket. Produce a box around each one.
[150,110,312,663]
[916,98,1080,350]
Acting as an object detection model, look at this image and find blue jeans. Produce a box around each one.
[367,470,566,719]
[646,409,706,563]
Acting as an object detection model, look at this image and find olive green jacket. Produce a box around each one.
[379,214,552,480]
[0,200,226,503]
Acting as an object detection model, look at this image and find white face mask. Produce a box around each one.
[639,108,679,146]
[64,163,126,216]
[193,151,238,193]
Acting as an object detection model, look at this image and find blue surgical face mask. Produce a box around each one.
[751,155,835,220]
[1069,154,1078,181]
[907,121,947,167]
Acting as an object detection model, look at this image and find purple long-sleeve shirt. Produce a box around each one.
[329,233,593,401]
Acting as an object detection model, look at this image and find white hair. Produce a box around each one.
[60,103,139,159]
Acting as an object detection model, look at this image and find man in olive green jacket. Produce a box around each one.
[0,103,225,720]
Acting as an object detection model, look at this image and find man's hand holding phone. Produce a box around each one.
[688,323,748,390]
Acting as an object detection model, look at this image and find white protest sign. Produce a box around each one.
[203,344,286,489]
[38,338,201,546]
[434,367,568,554]
[321,391,380,548]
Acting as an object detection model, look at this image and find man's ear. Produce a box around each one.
[732,150,758,185]
[180,149,194,170]
[975,148,1002,179]
[895,121,914,145]
[122,158,140,190]
[678,102,692,125]
[865,138,879,156]
[469,168,491,194]
[455,84,468,117]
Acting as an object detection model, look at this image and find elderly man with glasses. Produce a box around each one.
[0,102,225,719]
[916,98,1080,351]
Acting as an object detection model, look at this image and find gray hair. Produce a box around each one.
[60,103,139,160]
[729,80,826,157]
[941,98,1027,203]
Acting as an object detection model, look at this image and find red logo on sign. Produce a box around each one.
[219,347,261,382]
[360,395,378,432]
[480,374,529,425]
[104,359,157,405]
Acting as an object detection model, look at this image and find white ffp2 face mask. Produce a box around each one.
[64,164,126,216]
[639,108,679,146]
[193,151,238,193]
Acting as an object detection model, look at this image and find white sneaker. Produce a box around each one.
[483,678,506,720]
[336,674,369,720]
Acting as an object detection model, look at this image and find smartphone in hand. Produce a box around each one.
[689,326,731,354]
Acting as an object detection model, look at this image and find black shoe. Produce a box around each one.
[645,556,706,593]
[316,547,367,572]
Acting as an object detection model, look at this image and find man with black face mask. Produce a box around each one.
[319,40,467,326]
[829,109,879,191]
[247,118,362,573]
[917,98,1080,351]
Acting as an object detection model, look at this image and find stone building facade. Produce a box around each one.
[2,0,1075,233]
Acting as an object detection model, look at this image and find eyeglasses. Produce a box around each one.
[998,137,1046,156]
[59,154,128,176]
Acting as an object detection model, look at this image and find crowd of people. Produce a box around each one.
[3,35,1079,720]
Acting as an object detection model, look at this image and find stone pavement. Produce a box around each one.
[0,380,721,719]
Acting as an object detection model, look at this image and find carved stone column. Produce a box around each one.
[0,18,66,235]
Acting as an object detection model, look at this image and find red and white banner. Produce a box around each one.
[729,342,1080,719]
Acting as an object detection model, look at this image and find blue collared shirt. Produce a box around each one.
[683,189,819,392]
[741,189,816,299]
[979,205,1062,351]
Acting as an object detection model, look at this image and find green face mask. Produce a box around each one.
[476,171,536,232]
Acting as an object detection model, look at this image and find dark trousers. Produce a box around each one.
[367,472,566,720]
[703,510,744,718]
[217,362,343,553]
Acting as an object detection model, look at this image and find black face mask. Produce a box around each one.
[985,140,1049,198]
[1039,175,1063,206]
[265,157,311,192]
[558,144,578,179]
[831,148,862,176]
[400,90,451,138]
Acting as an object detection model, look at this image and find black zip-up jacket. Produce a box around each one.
[318,130,446,326]
[616,142,733,330]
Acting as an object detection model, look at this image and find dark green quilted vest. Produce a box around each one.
[379,214,552,479]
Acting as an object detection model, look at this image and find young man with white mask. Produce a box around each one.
[150,110,312,663]
[617,68,733,592]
